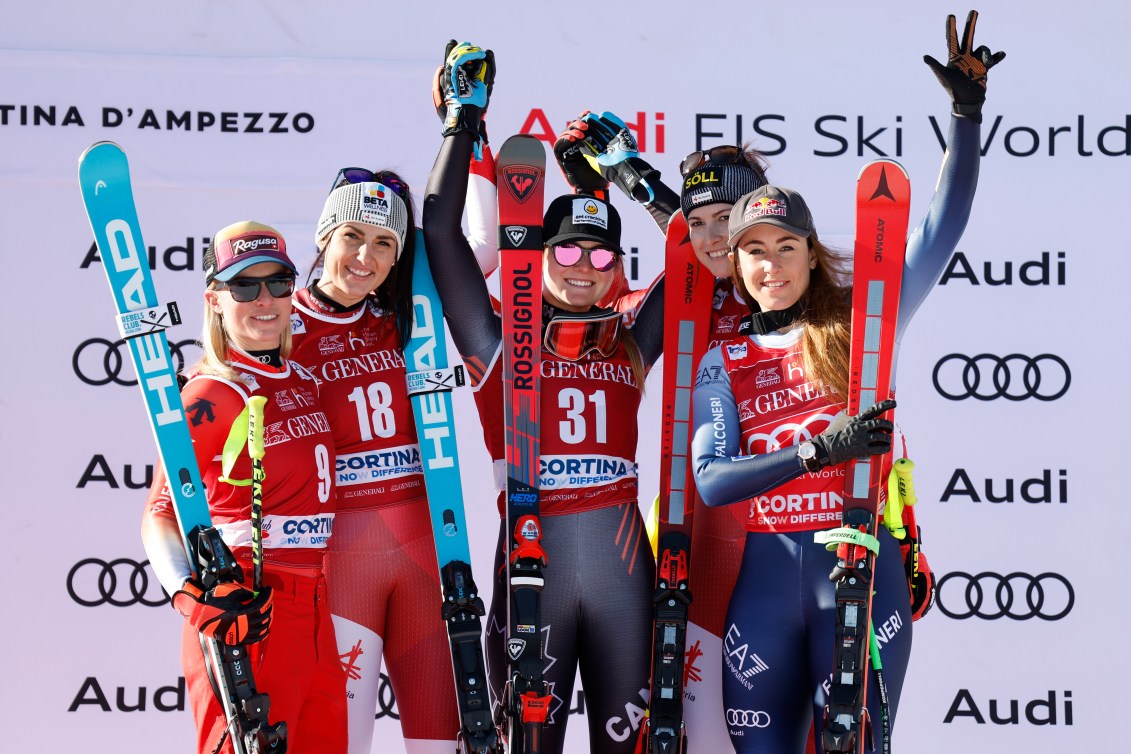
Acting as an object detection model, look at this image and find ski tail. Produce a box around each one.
[78,141,287,754]
[639,212,713,754]
[820,159,910,754]
[405,229,500,753]
[496,134,551,754]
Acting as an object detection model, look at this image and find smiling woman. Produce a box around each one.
[287,168,470,754]
[141,220,347,754]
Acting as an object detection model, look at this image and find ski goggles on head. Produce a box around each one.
[679,145,747,176]
[214,274,296,303]
[543,308,622,361]
[551,244,619,272]
[329,167,410,199]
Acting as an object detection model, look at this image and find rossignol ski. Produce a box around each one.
[495,134,551,754]
[638,212,714,754]
[404,229,500,754]
[78,141,286,754]
[819,159,910,754]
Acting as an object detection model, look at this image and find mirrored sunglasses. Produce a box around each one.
[552,244,618,272]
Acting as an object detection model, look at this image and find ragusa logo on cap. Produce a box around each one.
[743,197,788,222]
[572,198,608,229]
[230,233,281,255]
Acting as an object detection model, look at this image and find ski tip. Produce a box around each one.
[664,211,691,246]
[497,134,546,160]
[78,140,124,162]
[856,158,908,181]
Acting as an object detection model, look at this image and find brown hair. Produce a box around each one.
[732,231,852,402]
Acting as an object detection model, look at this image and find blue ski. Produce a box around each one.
[78,141,286,754]
[405,230,499,754]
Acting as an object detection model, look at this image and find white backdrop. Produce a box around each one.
[2,1,1127,752]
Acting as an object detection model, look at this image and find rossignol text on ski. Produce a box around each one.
[495,134,552,754]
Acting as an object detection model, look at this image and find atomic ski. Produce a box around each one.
[638,212,714,754]
[405,229,500,754]
[820,159,910,754]
[78,141,286,754]
[495,134,551,754]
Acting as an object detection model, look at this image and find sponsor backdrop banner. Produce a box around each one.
[1,1,1125,752]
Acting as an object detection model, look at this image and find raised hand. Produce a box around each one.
[923,10,1006,122]
[553,111,610,197]
[433,40,495,155]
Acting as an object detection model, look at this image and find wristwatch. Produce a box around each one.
[798,441,820,473]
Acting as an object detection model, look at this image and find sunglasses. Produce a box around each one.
[679,145,747,177]
[330,167,410,198]
[215,274,296,303]
[551,244,619,272]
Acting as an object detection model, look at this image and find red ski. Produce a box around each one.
[639,212,715,754]
[495,134,552,754]
[820,159,910,754]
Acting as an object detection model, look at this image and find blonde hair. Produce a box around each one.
[192,289,293,385]
[732,231,852,402]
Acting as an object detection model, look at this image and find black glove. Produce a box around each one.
[578,111,662,205]
[923,10,1006,123]
[811,398,896,468]
[432,40,495,143]
[553,111,610,198]
[172,580,274,645]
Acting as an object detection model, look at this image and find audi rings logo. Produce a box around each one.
[73,337,201,387]
[66,558,169,607]
[932,354,1070,401]
[936,571,1074,621]
[726,709,771,728]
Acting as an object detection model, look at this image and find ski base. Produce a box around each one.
[639,212,712,754]
[821,159,910,754]
[405,230,500,753]
[497,134,551,754]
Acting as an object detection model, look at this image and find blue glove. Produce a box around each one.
[433,40,495,156]
[579,111,660,205]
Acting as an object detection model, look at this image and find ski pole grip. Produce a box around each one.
[892,458,916,507]
[247,396,267,461]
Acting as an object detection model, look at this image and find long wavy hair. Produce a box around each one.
[732,230,853,401]
[307,169,417,349]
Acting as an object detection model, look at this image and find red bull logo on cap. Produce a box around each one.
[743,197,788,222]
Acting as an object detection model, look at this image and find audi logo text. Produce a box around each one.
[73,337,201,387]
[67,558,169,607]
[932,354,1070,401]
[726,709,771,728]
[936,571,1073,621]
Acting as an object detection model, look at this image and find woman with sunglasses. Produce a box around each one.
[555,118,769,751]
[141,221,346,754]
[287,168,470,754]
[423,42,664,754]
